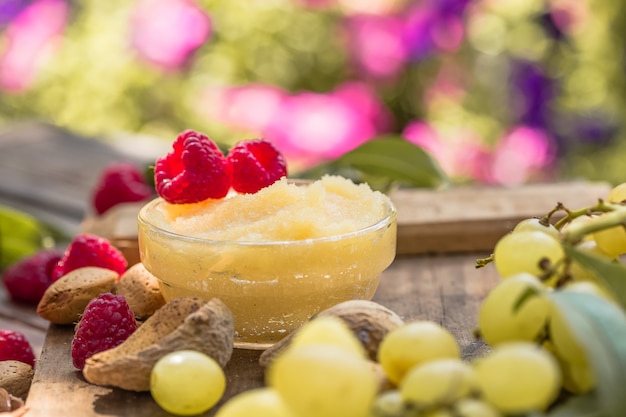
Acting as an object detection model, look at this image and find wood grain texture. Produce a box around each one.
[0,122,613,416]
[390,181,612,254]
[24,253,498,417]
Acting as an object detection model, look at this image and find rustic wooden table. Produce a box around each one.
[0,122,612,416]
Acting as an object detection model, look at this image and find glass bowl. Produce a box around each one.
[137,181,397,349]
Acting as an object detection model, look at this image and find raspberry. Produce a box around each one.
[51,234,127,281]
[226,138,287,194]
[92,162,154,215]
[2,249,62,304]
[154,130,231,204]
[0,330,36,367]
[71,293,137,369]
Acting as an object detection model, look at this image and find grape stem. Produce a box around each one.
[560,203,626,244]
[552,199,619,230]
[475,254,493,269]
[475,200,625,269]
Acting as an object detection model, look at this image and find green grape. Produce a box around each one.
[369,390,410,417]
[267,344,378,417]
[474,342,561,413]
[607,182,626,203]
[150,350,226,416]
[513,218,559,240]
[214,388,295,417]
[289,315,366,358]
[493,231,564,278]
[592,184,626,257]
[560,360,595,395]
[423,409,453,417]
[400,359,478,407]
[568,240,615,282]
[560,215,595,242]
[378,321,460,385]
[593,222,626,258]
[453,398,502,417]
[477,273,550,346]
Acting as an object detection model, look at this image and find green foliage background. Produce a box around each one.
[0,0,625,183]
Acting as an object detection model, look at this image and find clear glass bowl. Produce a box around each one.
[137,186,397,349]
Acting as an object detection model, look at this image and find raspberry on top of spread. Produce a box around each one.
[154,130,287,204]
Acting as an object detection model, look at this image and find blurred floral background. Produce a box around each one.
[0,0,624,186]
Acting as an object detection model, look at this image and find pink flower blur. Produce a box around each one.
[263,82,390,164]
[333,81,393,132]
[131,0,212,70]
[549,0,590,37]
[0,0,68,92]
[489,126,556,185]
[217,84,287,133]
[344,14,408,79]
[294,0,335,9]
[403,121,491,181]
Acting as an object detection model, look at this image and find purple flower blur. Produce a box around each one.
[0,0,31,27]
[403,0,467,61]
[130,0,212,70]
[509,60,555,129]
[0,0,67,92]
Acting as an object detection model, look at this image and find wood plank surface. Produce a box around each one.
[391,181,612,254]
[0,122,615,416]
[23,253,495,417]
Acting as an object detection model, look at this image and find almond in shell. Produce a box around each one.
[115,263,165,320]
[36,267,118,324]
[0,361,33,400]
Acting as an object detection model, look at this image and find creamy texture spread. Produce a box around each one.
[158,175,389,241]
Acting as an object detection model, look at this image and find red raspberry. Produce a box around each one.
[51,234,127,281]
[154,130,231,204]
[226,138,287,194]
[2,249,62,304]
[0,330,36,367]
[71,293,137,369]
[92,162,155,215]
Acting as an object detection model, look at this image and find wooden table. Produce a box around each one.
[0,122,613,416]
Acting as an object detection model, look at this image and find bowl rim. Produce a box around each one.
[137,188,397,247]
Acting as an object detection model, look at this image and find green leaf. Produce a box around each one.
[549,291,626,417]
[0,205,67,271]
[563,243,626,310]
[295,136,449,190]
[548,392,605,417]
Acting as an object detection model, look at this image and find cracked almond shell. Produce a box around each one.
[82,296,234,392]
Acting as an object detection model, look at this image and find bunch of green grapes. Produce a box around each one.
[371,321,561,416]
[488,181,626,288]
[469,181,626,406]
